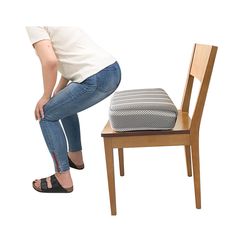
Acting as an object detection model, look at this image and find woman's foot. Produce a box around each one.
[33,170,73,192]
[68,151,84,169]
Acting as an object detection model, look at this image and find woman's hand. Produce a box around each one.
[35,96,50,121]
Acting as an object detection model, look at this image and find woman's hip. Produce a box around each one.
[83,61,121,94]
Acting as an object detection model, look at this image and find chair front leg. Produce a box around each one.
[185,145,192,177]
[104,138,117,215]
[191,135,201,209]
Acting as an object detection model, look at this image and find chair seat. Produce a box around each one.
[109,88,178,131]
[103,110,191,137]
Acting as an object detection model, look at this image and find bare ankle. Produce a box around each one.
[55,171,73,188]
[56,170,71,178]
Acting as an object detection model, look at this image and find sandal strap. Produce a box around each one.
[41,178,48,190]
[33,175,72,193]
[50,175,68,192]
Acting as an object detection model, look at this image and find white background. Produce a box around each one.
[0,0,236,235]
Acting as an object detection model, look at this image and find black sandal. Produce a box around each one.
[32,174,73,193]
[68,156,84,170]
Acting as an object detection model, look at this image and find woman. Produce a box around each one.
[26,26,121,193]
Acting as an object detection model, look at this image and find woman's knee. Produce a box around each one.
[41,108,59,122]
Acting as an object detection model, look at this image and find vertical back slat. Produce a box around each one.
[181,44,217,131]
[191,46,218,130]
[190,44,213,82]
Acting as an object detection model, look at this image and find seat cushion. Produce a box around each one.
[109,88,178,131]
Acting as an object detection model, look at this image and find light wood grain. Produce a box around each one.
[191,133,201,209]
[191,44,212,82]
[104,138,117,215]
[185,145,192,177]
[118,148,124,176]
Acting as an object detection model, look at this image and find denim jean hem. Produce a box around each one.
[68,148,82,152]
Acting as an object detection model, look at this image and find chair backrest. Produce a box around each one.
[181,44,218,132]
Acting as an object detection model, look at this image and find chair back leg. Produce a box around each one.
[118,148,125,176]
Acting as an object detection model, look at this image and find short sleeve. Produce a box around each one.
[26,26,50,45]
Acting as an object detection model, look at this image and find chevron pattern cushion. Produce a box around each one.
[109,88,178,131]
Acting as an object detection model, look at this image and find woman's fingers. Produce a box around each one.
[35,106,39,120]
[35,104,44,120]
[35,105,41,121]
[39,105,44,119]
[34,97,50,121]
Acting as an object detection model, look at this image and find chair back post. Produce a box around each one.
[181,44,218,133]
[191,45,217,132]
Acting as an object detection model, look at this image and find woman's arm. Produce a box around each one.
[34,40,58,98]
[33,39,58,120]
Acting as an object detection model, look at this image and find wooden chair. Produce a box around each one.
[101,44,218,215]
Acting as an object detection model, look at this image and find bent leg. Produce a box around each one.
[39,62,121,172]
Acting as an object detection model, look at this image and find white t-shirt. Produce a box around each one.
[26,26,116,83]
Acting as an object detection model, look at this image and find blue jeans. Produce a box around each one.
[40,62,121,172]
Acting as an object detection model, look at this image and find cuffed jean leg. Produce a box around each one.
[39,78,98,172]
[40,119,69,172]
[61,114,82,152]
